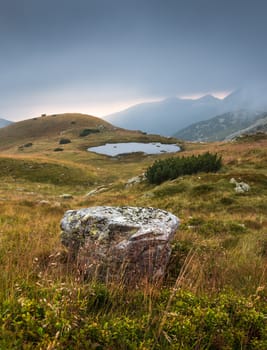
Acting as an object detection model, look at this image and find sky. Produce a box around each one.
[1,0,267,121]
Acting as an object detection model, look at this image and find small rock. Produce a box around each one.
[85,187,108,197]
[229,178,237,185]
[126,174,146,188]
[230,178,250,193]
[38,200,50,205]
[235,182,250,193]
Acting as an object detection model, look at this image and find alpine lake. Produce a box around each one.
[88,142,181,156]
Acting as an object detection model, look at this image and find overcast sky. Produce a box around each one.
[1,0,267,121]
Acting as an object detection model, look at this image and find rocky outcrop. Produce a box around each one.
[60,206,179,284]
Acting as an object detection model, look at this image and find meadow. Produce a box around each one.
[0,117,267,349]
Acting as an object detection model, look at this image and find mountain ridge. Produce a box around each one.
[0,118,13,128]
[104,86,267,137]
[174,110,267,141]
[105,94,223,136]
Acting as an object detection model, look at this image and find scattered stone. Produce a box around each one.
[230,178,250,193]
[38,200,50,205]
[125,174,146,188]
[60,206,179,284]
[235,182,250,193]
[60,194,73,199]
[85,186,108,197]
[229,178,238,185]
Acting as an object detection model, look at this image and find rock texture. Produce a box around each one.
[60,206,179,284]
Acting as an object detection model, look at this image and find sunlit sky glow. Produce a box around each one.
[1,0,267,121]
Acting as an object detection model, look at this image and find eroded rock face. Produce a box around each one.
[60,206,179,284]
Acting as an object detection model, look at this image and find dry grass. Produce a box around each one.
[0,124,266,348]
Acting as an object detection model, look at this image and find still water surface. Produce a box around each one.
[88,142,181,156]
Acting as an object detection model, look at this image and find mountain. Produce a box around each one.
[105,95,223,136]
[104,85,267,137]
[225,114,267,140]
[0,118,12,128]
[174,110,267,141]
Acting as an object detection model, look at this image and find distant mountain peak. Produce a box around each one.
[198,94,220,102]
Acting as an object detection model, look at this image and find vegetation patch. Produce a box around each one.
[146,152,222,184]
[0,157,95,186]
[59,138,71,145]
[186,218,247,237]
[79,128,100,137]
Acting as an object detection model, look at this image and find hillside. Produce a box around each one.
[0,113,113,147]
[226,114,267,140]
[0,118,12,128]
[174,110,267,141]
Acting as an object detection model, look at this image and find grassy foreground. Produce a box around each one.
[0,130,267,349]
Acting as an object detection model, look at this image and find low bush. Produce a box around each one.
[59,138,71,145]
[79,128,100,137]
[146,152,222,184]
[24,142,33,148]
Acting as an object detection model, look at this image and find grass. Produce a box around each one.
[0,118,266,348]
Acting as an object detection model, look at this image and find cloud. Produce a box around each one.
[1,0,267,120]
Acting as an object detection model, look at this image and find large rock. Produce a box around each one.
[60,206,179,284]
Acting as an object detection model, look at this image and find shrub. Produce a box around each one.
[53,147,63,152]
[145,152,222,184]
[59,138,71,145]
[79,128,100,137]
[24,142,33,148]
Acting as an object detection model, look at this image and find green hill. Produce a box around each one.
[0,113,114,148]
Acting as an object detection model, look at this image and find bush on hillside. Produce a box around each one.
[79,128,100,137]
[146,152,222,184]
[24,142,33,148]
[59,138,71,145]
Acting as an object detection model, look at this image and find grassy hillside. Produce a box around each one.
[0,130,267,349]
[0,113,113,148]
[0,113,179,156]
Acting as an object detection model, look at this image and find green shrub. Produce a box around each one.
[24,142,33,148]
[145,152,222,184]
[79,128,100,137]
[59,138,71,145]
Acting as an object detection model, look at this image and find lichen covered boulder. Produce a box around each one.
[60,206,179,284]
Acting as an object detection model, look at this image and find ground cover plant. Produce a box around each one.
[0,122,266,349]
